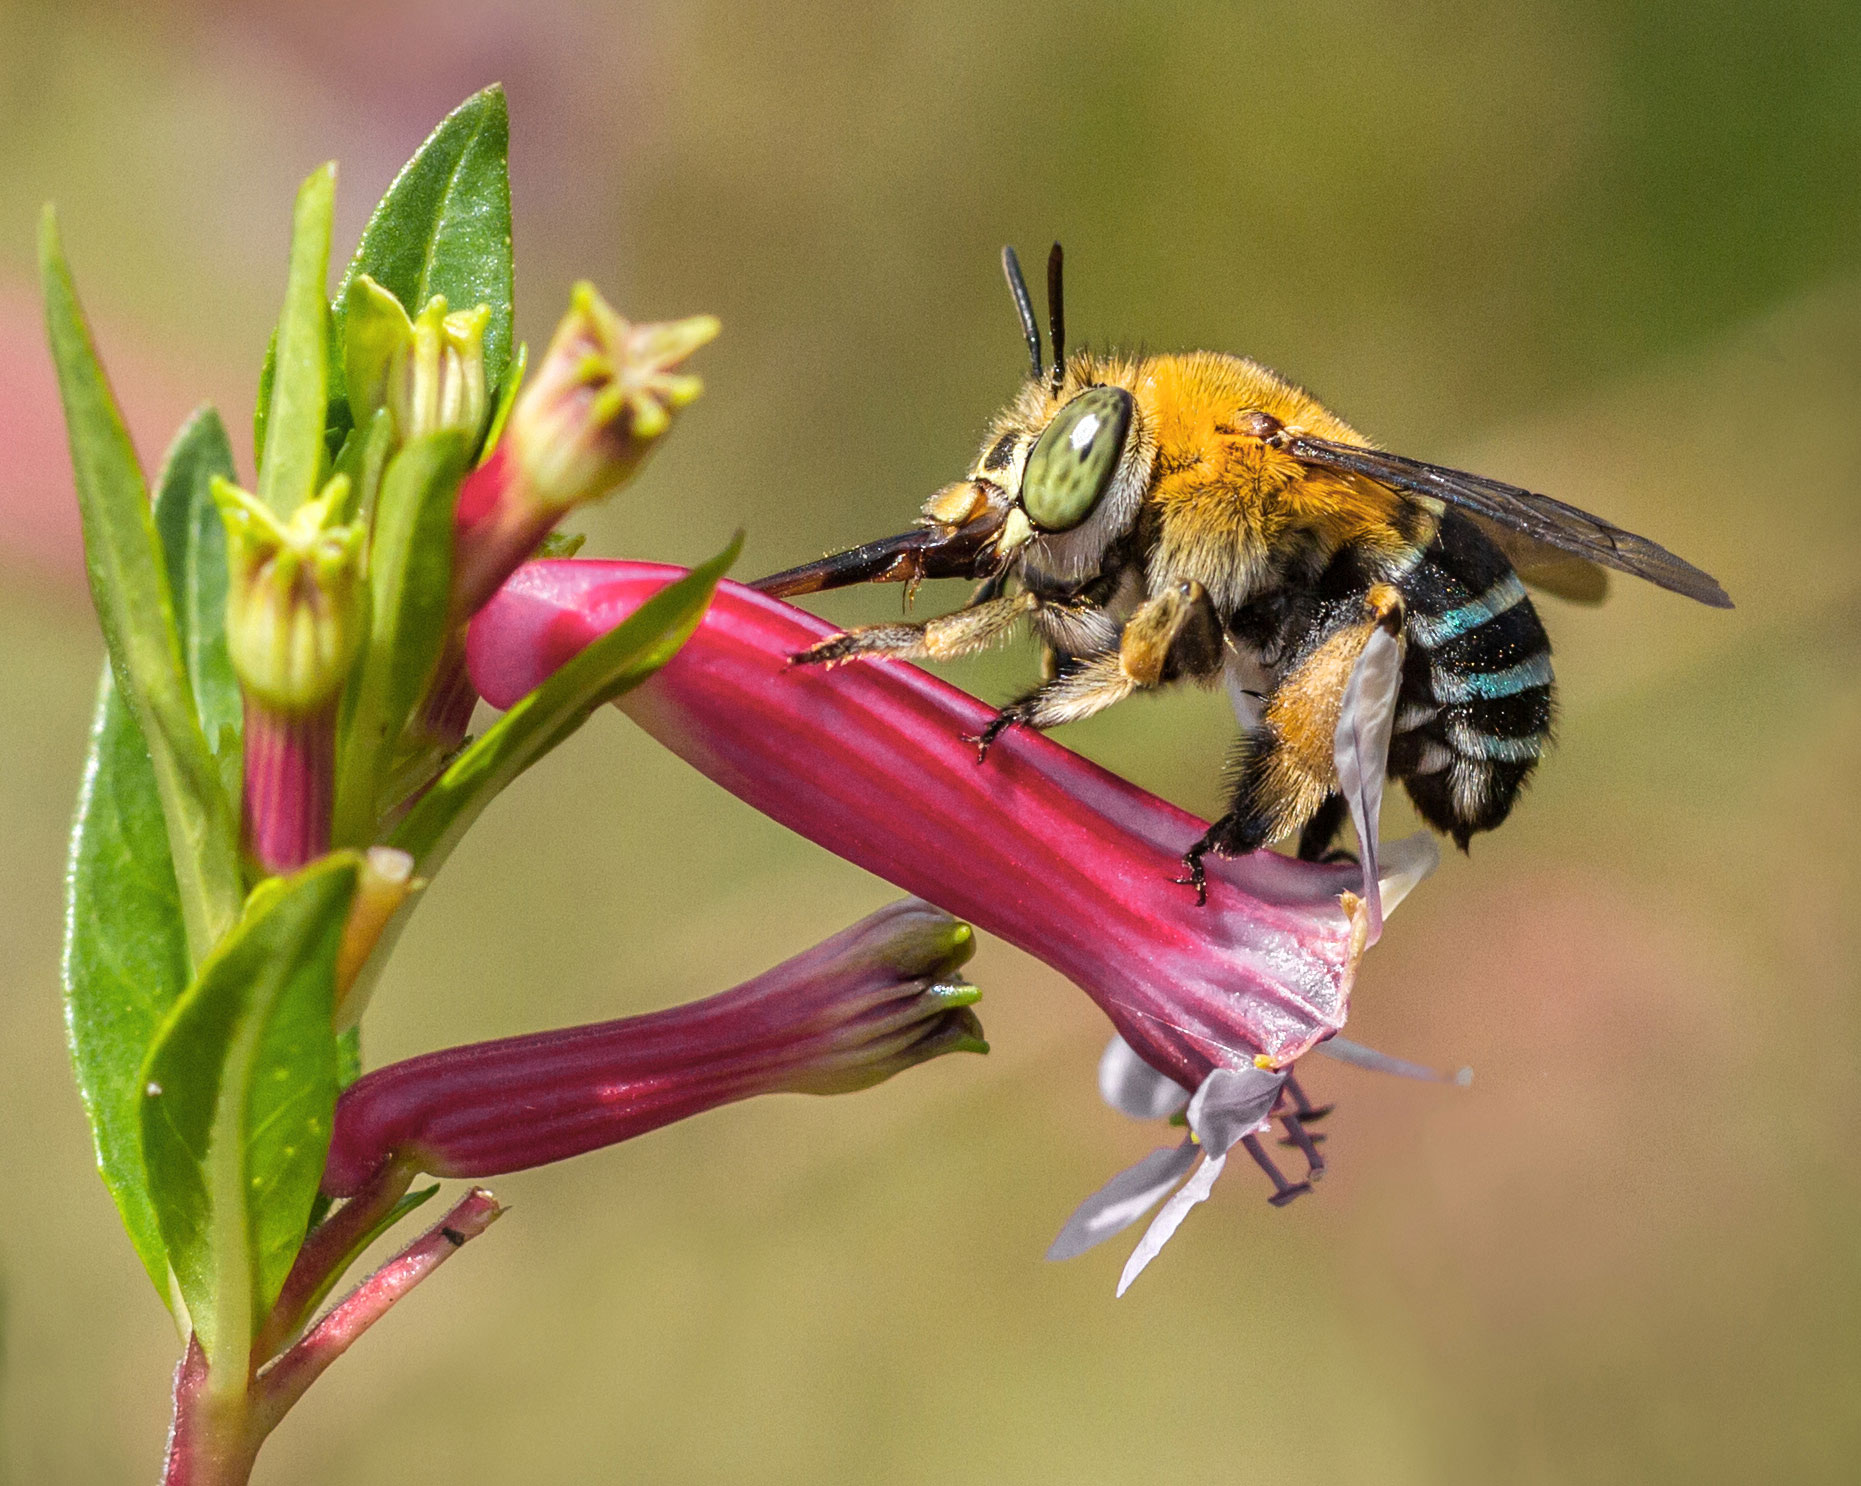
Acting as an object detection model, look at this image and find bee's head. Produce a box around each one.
[748,243,1145,600]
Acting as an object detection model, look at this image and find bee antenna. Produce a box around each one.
[1046,242,1066,396]
[1001,245,1043,380]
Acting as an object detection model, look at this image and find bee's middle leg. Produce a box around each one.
[971,581,1221,760]
[1176,733,1282,904]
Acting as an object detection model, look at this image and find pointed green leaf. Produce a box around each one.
[391,537,739,877]
[333,86,513,409]
[63,672,190,1302]
[140,855,358,1376]
[153,408,242,767]
[257,164,336,519]
[333,430,469,846]
[64,408,252,1308]
[480,340,526,457]
[340,274,414,434]
[40,208,243,965]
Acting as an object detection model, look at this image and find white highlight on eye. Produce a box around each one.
[1069,413,1102,452]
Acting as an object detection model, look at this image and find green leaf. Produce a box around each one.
[40,207,244,965]
[257,164,336,519]
[392,538,739,876]
[153,408,242,772]
[63,672,191,1303]
[333,430,469,846]
[333,86,513,413]
[140,855,359,1376]
[480,340,526,457]
[65,409,253,1308]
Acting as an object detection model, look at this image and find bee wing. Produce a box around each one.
[1284,435,1733,609]
[1474,523,1610,605]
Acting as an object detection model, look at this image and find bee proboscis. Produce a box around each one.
[755,245,1731,899]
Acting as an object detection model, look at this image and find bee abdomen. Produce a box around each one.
[1387,515,1553,848]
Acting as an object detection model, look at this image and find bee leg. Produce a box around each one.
[963,652,1132,761]
[793,590,1037,666]
[1295,793,1354,863]
[1176,759,1276,906]
[972,583,1221,763]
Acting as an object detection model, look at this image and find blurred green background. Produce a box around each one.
[2,0,1858,1479]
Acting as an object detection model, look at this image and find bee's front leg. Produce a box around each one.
[793,591,1038,666]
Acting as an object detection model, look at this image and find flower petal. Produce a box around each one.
[1097,1034,1190,1120]
[1186,1064,1287,1157]
[1045,1138,1200,1262]
[1333,621,1403,943]
[1317,1035,1472,1085]
[1376,831,1440,919]
[1115,1150,1227,1297]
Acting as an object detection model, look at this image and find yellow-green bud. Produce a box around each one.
[344,275,491,445]
[214,475,366,714]
[508,282,717,513]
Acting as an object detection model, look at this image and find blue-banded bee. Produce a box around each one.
[756,246,1731,899]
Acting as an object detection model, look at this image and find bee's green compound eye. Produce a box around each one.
[1021,386,1134,533]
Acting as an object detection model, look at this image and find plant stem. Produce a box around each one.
[252,1188,502,1433]
[253,1159,417,1362]
[161,1338,259,1486]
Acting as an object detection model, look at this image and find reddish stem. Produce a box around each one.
[243,699,335,874]
[254,1159,417,1361]
[161,1337,258,1486]
[252,1188,503,1433]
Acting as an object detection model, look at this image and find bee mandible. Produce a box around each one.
[754,245,1732,902]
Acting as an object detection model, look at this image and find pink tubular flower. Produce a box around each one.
[469,561,1434,1087]
[321,899,984,1198]
[466,560,1445,1286]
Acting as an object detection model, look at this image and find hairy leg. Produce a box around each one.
[971,581,1221,758]
[793,590,1039,665]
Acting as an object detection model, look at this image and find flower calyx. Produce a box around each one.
[213,475,365,716]
[344,275,492,448]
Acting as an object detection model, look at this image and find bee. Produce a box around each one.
[755,245,1731,899]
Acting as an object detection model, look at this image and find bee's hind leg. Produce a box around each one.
[1295,792,1355,864]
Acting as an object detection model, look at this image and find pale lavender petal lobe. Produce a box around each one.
[1334,622,1403,943]
[1318,1035,1472,1085]
[1098,1035,1191,1120]
[1045,1139,1200,1263]
[1186,1065,1287,1156]
[1115,1151,1227,1297]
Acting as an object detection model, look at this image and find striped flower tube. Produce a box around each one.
[465,560,1448,1287]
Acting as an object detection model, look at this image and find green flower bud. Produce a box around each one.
[214,475,366,715]
[506,282,717,514]
[344,274,491,446]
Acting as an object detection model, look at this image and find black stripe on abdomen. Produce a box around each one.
[1389,513,1554,847]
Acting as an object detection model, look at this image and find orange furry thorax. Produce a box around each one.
[1046,350,1416,607]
